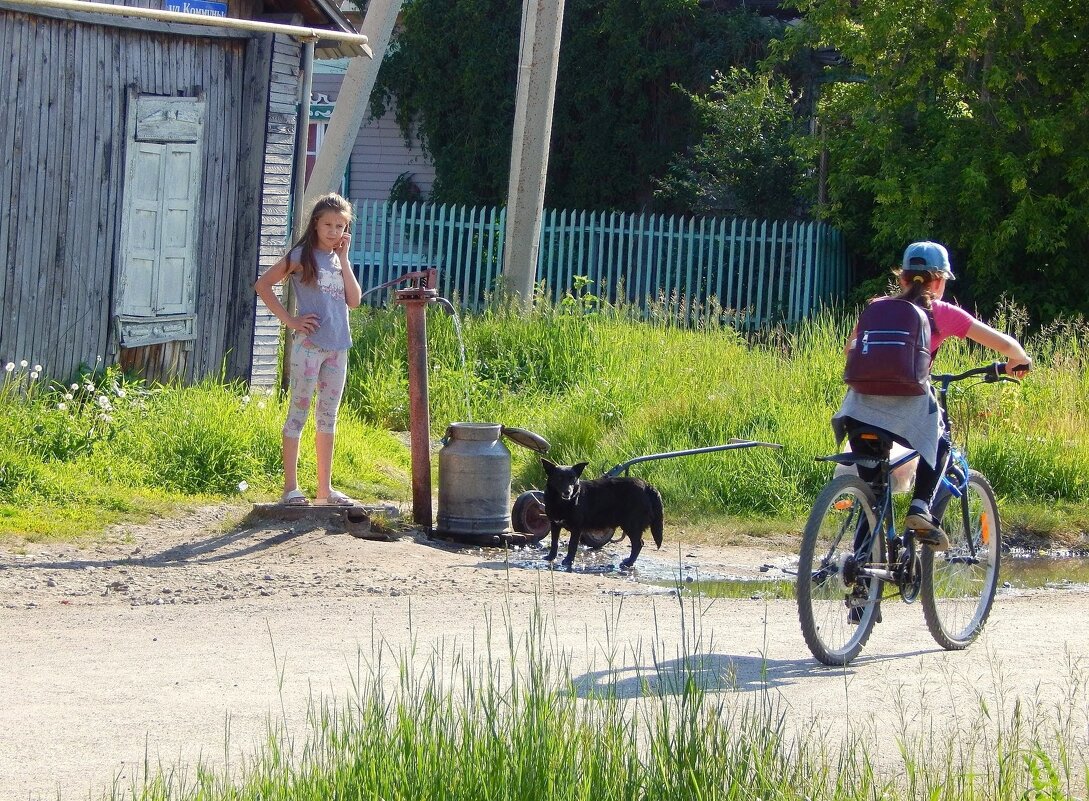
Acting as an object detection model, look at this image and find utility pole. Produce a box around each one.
[303,0,400,209]
[501,0,566,306]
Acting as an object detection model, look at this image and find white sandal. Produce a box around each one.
[280,488,310,506]
[314,490,355,506]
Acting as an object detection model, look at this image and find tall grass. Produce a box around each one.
[345,297,1089,531]
[0,363,411,539]
[3,296,1086,540]
[113,600,1089,800]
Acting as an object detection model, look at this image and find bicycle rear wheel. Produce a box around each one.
[921,470,1001,650]
[797,475,883,666]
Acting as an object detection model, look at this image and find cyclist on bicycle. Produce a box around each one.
[832,241,1032,551]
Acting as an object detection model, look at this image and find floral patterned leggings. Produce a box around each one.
[282,341,348,438]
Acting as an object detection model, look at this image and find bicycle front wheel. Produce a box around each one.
[921,470,1001,650]
[797,475,883,666]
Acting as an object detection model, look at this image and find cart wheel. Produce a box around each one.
[580,529,616,549]
[511,490,550,542]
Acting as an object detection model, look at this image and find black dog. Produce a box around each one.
[541,458,664,570]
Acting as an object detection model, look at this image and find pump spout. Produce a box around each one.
[431,297,456,316]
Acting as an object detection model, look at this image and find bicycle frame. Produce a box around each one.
[798,361,1019,664]
[846,363,1013,586]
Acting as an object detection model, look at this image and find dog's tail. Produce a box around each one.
[648,485,664,549]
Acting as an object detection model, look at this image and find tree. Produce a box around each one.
[654,67,810,218]
[787,0,1089,318]
[371,0,783,210]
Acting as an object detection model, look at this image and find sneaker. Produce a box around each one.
[905,510,950,551]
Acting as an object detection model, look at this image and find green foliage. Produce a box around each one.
[343,296,1089,526]
[372,0,784,209]
[783,0,1089,319]
[655,68,811,218]
[0,365,411,540]
[3,298,1086,541]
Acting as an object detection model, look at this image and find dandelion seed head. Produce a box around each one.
[19,360,28,368]
[64,393,73,401]
[237,481,249,493]
[116,388,126,398]
[29,371,39,379]
[57,402,67,410]
[70,383,79,391]
[33,364,41,372]
[4,363,14,372]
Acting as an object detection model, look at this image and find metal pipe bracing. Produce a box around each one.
[8,0,373,55]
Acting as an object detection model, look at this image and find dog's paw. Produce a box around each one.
[619,559,636,570]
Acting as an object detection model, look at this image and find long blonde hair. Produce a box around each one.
[291,193,354,286]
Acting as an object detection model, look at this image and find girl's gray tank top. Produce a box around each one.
[289,246,351,351]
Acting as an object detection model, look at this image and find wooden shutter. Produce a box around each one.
[116,92,204,347]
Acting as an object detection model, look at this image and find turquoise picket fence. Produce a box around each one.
[350,200,850,327]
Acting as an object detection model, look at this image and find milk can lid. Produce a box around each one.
[500,426,550,454]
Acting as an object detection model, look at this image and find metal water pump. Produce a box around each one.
[362,268,455,528]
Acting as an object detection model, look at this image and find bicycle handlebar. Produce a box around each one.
[933,361,1027,388]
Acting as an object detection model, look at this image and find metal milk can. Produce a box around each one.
[436,423,549,539]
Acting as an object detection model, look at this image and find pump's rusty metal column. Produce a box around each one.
[394,273,439,528]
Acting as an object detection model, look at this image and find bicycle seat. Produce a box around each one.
[817,425,894,468]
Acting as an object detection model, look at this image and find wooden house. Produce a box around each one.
[0,0,366,387]
[308,60,435,203]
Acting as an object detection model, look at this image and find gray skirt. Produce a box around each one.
[831,387,943,467]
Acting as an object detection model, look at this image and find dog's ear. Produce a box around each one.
[573,462,589,477]
[540,458,556,474]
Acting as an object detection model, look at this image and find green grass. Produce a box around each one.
[0,365,411,541]
[2,297,1087,543]
[110,600,1089,801]
[346,296,1089,540]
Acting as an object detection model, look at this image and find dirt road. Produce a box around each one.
[1,504,1087,800]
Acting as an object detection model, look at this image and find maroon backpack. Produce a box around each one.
[843,298,933,396]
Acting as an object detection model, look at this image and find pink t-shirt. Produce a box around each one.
[930,299,975,353]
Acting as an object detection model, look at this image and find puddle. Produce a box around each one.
[474,539,1089,597]
[1001,550,1089,592]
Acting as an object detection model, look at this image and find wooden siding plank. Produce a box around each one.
[15,13,51,369]
[228,32,270,381]
[41,17,73,374]
[0,12,22,349]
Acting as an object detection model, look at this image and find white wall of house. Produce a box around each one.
[312,60,435,203]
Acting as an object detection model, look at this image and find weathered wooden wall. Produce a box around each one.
[248,33,303,389]
[0,1,282,385]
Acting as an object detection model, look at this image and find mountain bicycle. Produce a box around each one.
[796,362,1021,666]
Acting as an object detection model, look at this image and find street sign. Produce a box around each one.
[165,0,228,18]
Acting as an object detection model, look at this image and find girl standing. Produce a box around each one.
[255,193,362,506]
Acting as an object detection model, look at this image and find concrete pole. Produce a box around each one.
[501,0,566,305]
[303,0,401,209]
